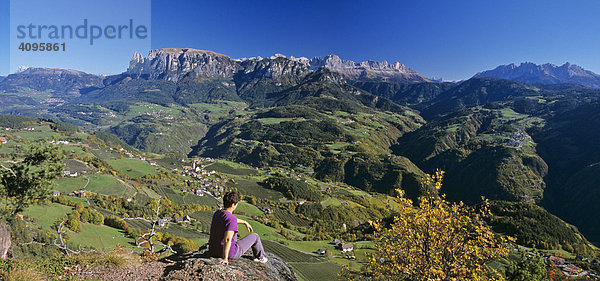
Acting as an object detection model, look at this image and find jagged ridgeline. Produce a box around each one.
[2,48,600,248]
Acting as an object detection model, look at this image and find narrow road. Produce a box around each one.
[82,175,90,189]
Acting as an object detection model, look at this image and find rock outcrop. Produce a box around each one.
[74,247,298,281]
[162,251,297,281]
[0,222,10,259]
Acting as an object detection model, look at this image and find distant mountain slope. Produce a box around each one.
[474,62,600,88]
[190,101,427,198]
[420,77,542,119]
[0,67,105,115]
[0,67,103,95]
[351,80,455,106]
[535,102,600,242]
[394,107,547,204]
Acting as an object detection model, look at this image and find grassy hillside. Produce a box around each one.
[488,201,597,256]
[394,108,547,203]
[191,102,427,196]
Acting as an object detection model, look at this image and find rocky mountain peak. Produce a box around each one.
[238,56,311,81]
[303,67,348,86]
[127,48,241,81]
[304,54,429,82]
[321,54,343,67]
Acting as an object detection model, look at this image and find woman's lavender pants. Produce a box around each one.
[232,233,265,259]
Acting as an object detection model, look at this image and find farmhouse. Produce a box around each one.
[71,190,90,197]
[63,171,78,177]
[158,218,170,227]
[340,243,354,253]
[262,207,273,215]
[548,256,566,265]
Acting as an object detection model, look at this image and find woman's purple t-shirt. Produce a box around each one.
[208,209,238,258]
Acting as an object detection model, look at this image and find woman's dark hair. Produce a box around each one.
[223,191,240,208]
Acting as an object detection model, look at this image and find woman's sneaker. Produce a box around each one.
[254,257,268,263]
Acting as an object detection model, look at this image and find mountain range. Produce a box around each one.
[474,62,600,88]
[2,48,600,249]
[127,48,431,83]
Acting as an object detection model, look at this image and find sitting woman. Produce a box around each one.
[208,191,268,265]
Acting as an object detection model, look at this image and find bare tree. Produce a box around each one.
[135,196,176,254]
[20,220,100,256]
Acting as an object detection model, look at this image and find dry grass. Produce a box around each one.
[140,250,160,263]
[71,244,140,268]
[1,268,46,281]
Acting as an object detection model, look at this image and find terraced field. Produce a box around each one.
[189,211,214,231]
[262,240,324,263]
[271,207,311,227]
[155,187,219,207]
[86,174,135,197]
[233,178,285,200]
[134,185,161,201]
[283,240,336,254]
[24,203,72,229]
[260,240,341,281]
[67,223,134,251]
[321,197,342,207]
[291,262,342,281]
[91,149,121,160]
[206,162,258,176]
[64,159,91,173]
[161,223,208,241]
[55,176,88,193]
[237,215,283,240]
[13,125,60,140]
[107,158,158,178]
[235,202,264,216]
[123,218,152,230]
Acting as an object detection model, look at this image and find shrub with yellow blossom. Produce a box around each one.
[341,170,512,281]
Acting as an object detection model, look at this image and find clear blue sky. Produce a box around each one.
[6,0,150,75]
[1,0,600,80]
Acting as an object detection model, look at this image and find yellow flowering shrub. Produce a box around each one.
[341,170,511,281]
